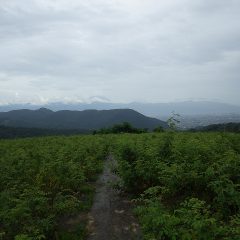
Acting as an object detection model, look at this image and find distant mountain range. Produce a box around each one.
[0,101,240,117]
[0,108,167,130]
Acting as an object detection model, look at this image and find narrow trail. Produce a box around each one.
[87,155,142,240]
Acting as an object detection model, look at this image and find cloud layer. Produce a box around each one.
[0,0,239,104]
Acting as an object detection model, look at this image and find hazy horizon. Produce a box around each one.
[1,0,240,105]
[0,99,240,107]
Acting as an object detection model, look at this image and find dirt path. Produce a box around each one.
[87,155,142,240]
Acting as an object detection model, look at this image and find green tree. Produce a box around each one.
[167,112,180,131]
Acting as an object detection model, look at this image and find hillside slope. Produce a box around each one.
[0,108,167,130]
[193,122,240,133]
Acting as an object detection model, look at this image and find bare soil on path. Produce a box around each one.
[87,155,142,240]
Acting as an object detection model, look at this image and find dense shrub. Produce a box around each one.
[93,122,148,134]
[0,136,107,239]
[114,132,240,239]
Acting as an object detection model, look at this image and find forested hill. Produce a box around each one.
[0,108,167,130]
[0,125,88,139]
[194,122,240,133]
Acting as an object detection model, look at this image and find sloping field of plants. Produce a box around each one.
[0,136,108,240]
[0,132,240,239]
[113,132,240,239]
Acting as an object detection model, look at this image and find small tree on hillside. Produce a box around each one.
[167,112,180,131]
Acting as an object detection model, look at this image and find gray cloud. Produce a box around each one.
[0,0,239,105]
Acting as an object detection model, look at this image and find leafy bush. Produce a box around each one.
[136,197,240,240]
[113,132,240,239]
[93,122,148,134]
[0,135,106,239]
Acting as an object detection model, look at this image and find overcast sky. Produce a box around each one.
[0,0,239,105]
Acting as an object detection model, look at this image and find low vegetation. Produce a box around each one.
[113,132,240,239]
[0,136,107,239]
[0,130,240,239]
[93,122,147,134]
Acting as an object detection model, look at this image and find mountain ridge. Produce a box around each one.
[0,101,240,116]
[0,108,167,130]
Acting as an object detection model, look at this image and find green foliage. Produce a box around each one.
[167,112,180,131]
[1,131,240,239]
[0,135,106,239]
[135,197,237,240]
[93,122,148,134]
[113,132,240,239]
[57,223,86,240]
[153,126,164,133]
